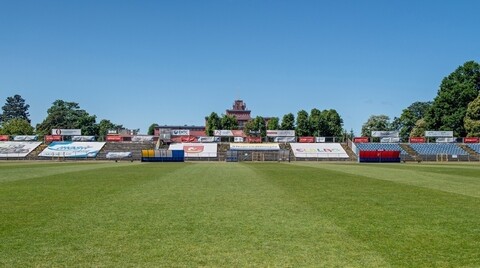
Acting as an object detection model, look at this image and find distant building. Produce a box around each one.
[226,100,251,129]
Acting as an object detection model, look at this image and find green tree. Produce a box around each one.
[205,112,221,136]
[321,109,344,137]
[280,113,295,130]
[1,94,31,124]
[392,101,431,140]
[267,117,279,130]
[220,114,238,130]
[0,118,34,135]
[464,94,480,137]
[148,123,159,135]
[410,118,427,137]
[243,116,266,137]
[296,110,310,136]
[361,115,391,137]
[425,61,480,136]
[309,108,322,136]
[36,100,97,136]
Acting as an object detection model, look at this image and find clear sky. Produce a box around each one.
[1,0,479,135]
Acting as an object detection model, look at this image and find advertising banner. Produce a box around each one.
[274,137,296,143]
[409,137,425,143]
[106,152,132,159]
[72,136,96,141]
[436,137,456,143]
[171,130,190,136]
[371,131,399,138]
[380,137,400,143]
[290,143,349,158]
[353,137,369,143]
[229,143,280,151]
[197,136,220,143]
[464,137,479,143]
[131,135,154,142]
[0,142,42,158]
[51,129,81,136]
[425,131,453,137]
[316,137,326,143]
[298,137,315,143]
[246,136,262,143]
[169,143,218,157]
[13,135,38,141]
[266,130,296,137]
[214,130,234,137]
[106,135,122,142]
[234,137,244,143]
[39,142,106,158]
[45,135,63,142]
[0,135,9,141]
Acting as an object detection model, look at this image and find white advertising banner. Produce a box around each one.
[171,130,190,136]
[72,136,96,141]
[131,135,154,142]
[316,137,326,143]
[39,142,106,158]
[274,137,296,143]
[381,137,400,143]
[13,135,38,141]
[267,130,296,137]
[0,141,42,158]
[229,143,280,151]
[197,136,220,143]
[436,137,456,143]
[214,130,234,137]
[234,137,244,143]
[290,143,349,158]
[371,131,399,138]
[425,131,453,137]
[51,129,82,136]
[106,152,132,159]
[169,143,217,157]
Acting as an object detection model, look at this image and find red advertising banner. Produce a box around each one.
[106,135,122,142]
[464,137,479,143]
[181,136,198,142]
[45,135,62,142]
[353,137,369,143]
[0,135,9,141]
[409,137,425,143]
[299,136,315,143]
[246,136,262,143]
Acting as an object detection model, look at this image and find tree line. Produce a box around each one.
[362,60,480,140]
[204,109,345,138]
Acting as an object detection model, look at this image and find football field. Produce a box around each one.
[1,161,479,267]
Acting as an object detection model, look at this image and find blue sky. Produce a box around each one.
[1,0,479,134]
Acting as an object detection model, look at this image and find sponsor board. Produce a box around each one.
[13,135,38,141]
[464,137,479,143]
[106,135,122,142]
[39,142,106,158]
[197,136,220,143]
[353,137,369,143]
[371,131,399,138]
[274,137,296,143]
[409,137,425,143]
[436,137,456,143]
[169,143,217,157]
[214,130,234,137]
[229,143,280,151]
[72,136,96,141]
[267,130,296,137]
[381,137,400,143]
[52,129,82,136]
[290,143,349,158]
[131,135,154,142]
[171,130,190,136]
[299,137,315,143]
[316,137,326,143]
[106,152,132,159]
[234,137,244,143]
[45,135,62,142]
[425,131,453,137]
[0,142,42,158]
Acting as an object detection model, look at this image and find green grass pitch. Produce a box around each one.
[1,161,479,267]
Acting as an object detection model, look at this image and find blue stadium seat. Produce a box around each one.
[356,143,408,155]
[409,143,468,155]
